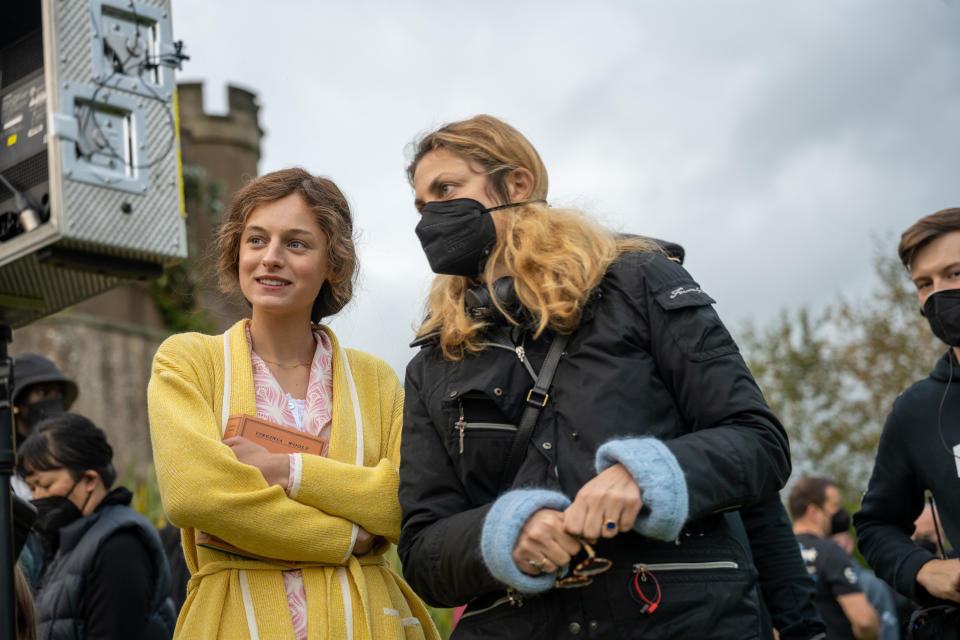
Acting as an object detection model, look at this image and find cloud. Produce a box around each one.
[173,0,960,373]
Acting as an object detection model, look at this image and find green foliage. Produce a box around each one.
[121,461,167,528]
[151,265,217,333]
[150,164,224,333]
[740,241,943,500]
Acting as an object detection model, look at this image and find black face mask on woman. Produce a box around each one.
[922,289,960,347]
[415,198,542,278]
[30,479,89,554]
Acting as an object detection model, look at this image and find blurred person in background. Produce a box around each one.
[18,413,175,639]
[831,508,902,640]
[911,503,944,556]
[11,353,78,500]
[792,476,879,640]
[13,494,38,640]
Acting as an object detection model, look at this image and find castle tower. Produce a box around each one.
[175,82,264,330]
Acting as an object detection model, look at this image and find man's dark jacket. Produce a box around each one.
[855,350,960,603]
[398,251,792,639]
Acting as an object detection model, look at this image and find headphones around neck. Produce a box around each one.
[464,277,528,327]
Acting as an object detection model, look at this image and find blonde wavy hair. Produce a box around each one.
[408,115,656,360]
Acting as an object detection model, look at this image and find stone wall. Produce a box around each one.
[11,313,168,480]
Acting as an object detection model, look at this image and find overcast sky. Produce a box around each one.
[173,0,959,376]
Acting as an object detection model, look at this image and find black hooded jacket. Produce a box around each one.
[855,349,960,603]
[398,251,793,639]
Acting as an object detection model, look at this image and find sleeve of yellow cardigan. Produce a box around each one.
[148,338,356,564]
[292,359,404,542]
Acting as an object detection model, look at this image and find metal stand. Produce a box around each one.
[1,324,16,640]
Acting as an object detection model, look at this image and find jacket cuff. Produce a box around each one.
[286,453,303,499]
[480,489,571,594]
[902,547,939,603]
[595,437,689,541]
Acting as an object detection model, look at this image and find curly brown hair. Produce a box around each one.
[216,168,357,321]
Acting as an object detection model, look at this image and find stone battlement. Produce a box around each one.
[178,82,263,154]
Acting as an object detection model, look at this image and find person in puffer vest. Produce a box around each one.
[18,412,175,640]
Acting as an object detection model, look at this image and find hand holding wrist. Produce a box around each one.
[224,436,290,488]
[262,452,290,488]
[916,558,960,603]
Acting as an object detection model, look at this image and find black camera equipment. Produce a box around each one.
[1,2,187,637]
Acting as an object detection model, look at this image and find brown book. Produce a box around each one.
[196,414,328,567]
[195,531,298,568]
[223,413,328,457]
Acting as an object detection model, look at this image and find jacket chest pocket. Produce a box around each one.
[442,391,518,503]
[603,559,760,639]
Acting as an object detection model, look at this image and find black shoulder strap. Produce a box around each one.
[500,333,570,492]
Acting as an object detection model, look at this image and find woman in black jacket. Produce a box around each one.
[18,413,175,640]
[397,114,796,639]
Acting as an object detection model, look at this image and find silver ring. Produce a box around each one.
[528,559,543,573]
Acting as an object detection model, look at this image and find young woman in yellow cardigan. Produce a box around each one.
[148,168,438,640]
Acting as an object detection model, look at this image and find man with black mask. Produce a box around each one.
[855,207,960,617]
[791,476,880,640]
[10,354,78,500]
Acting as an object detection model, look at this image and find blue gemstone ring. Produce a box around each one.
[605,520,617,531]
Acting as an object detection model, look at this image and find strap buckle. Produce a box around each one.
[526,388,549,408]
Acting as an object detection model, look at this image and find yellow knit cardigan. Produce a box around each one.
[147,319,438,640]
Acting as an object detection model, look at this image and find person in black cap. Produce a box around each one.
[12,354,78,446]
[11,354,78,502]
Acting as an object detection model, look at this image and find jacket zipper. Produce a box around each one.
[632,561,738,572]
[460,588,524,621]
[454,399,518,455]
[463,422,517,431]
[481,341,537,380]
[456,402,466,454]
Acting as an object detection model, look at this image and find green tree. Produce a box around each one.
[740,242,942,499]
[150,165,222,333]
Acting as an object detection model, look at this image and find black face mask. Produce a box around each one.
[415,198,497,277]
[829,507,851,536]
[922,289,960,347]
[30,479,88,554]
[16,396,67,448]
[415,199,542,277]
[27,396,67,431]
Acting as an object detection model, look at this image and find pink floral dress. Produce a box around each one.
[247,325,334,640]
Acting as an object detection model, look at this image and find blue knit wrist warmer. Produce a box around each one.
[595,438,689,541]
[480,488,572,593]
